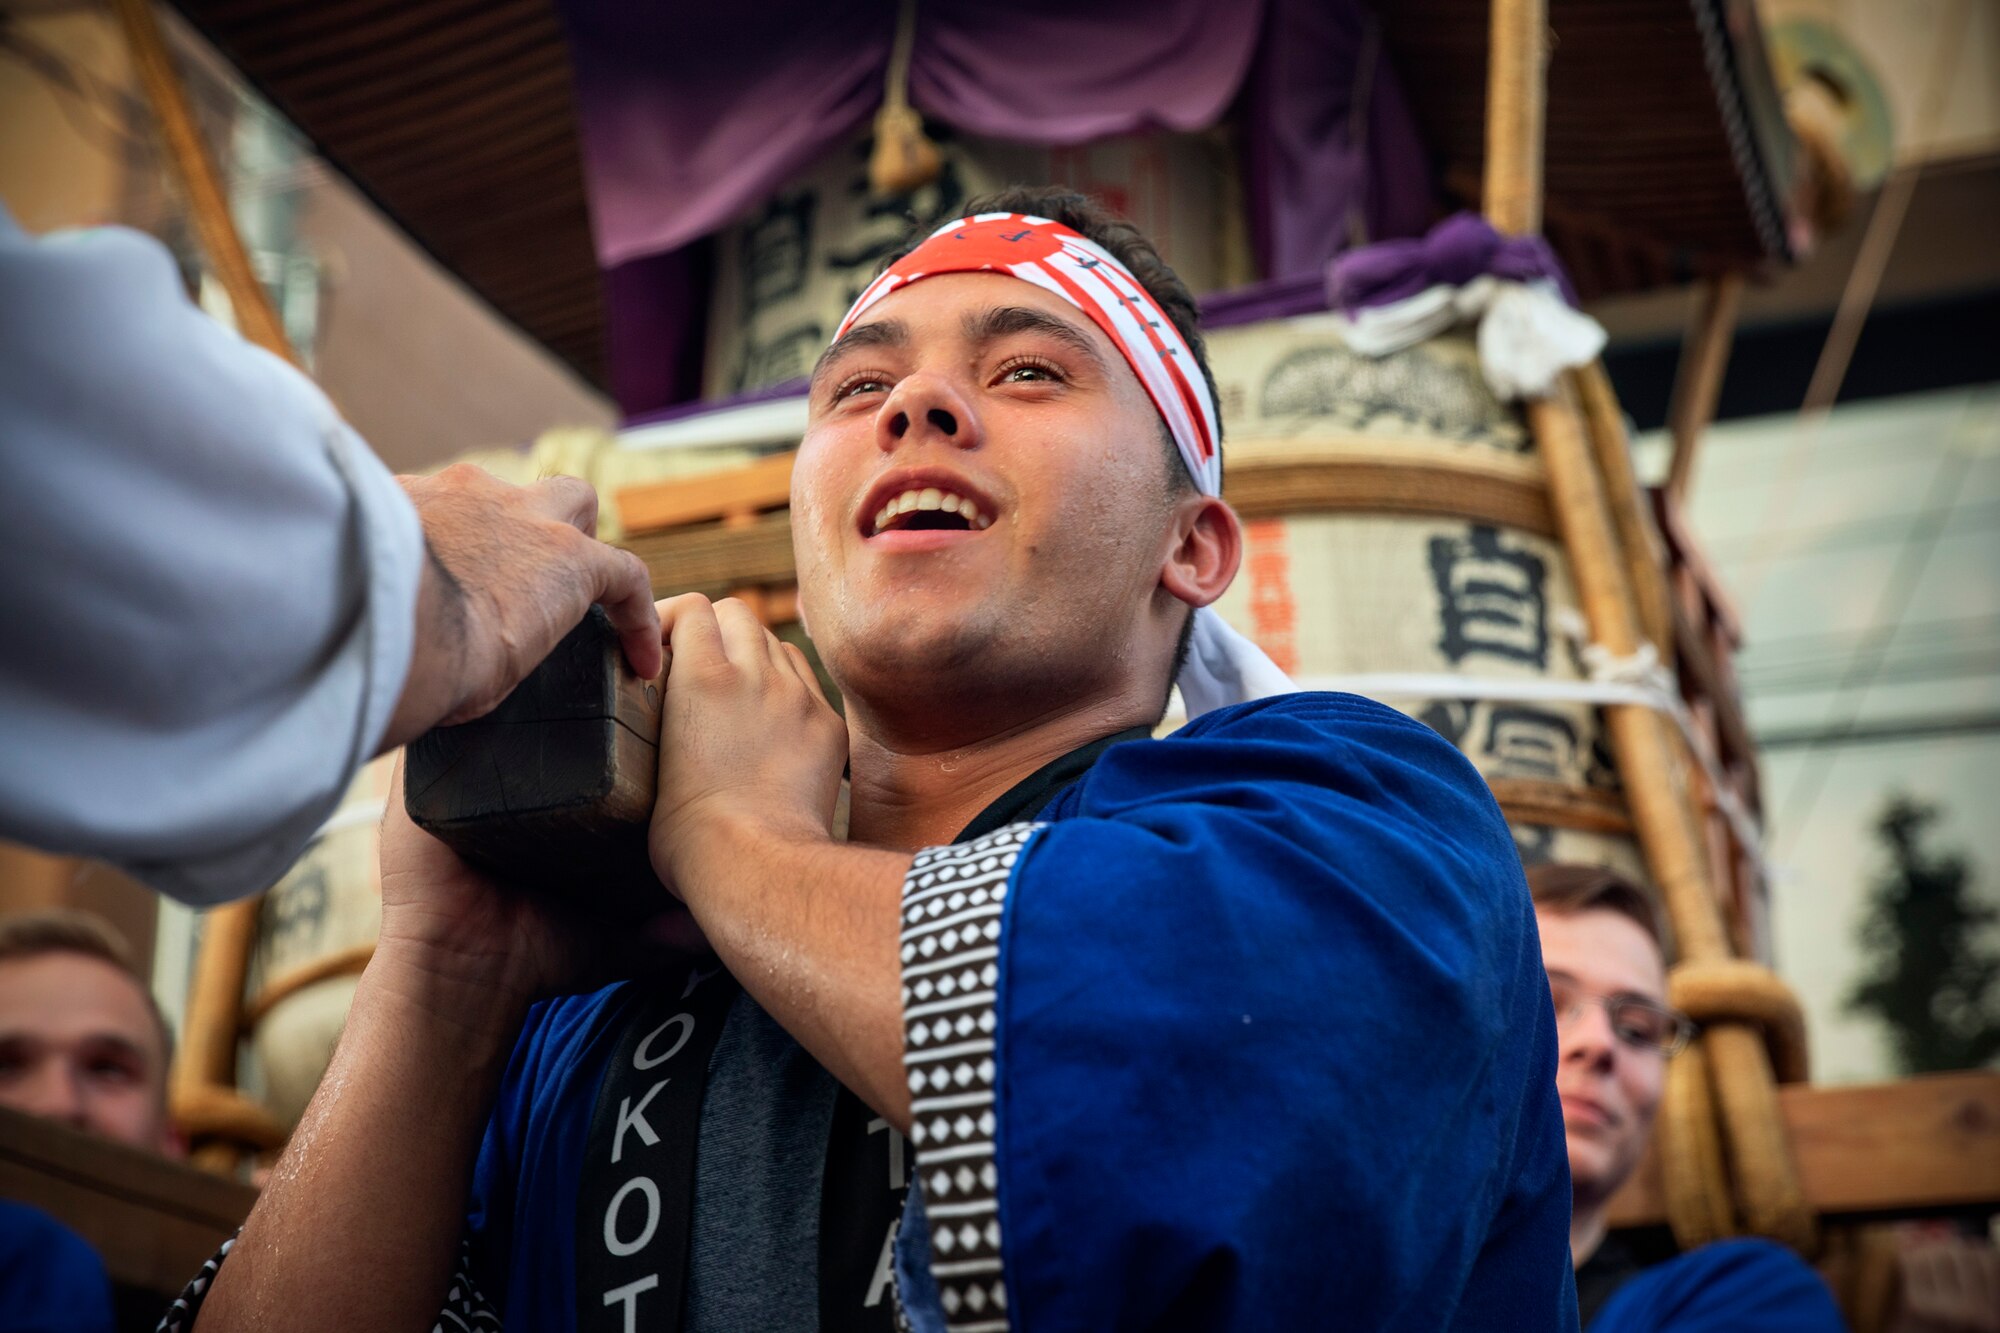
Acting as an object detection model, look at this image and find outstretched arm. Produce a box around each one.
[195,767,698,1331]
[192,934,523,1332]
[0,209,659,906]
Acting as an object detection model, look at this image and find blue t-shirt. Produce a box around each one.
[1590,1239,1847,1332]
[470,693,1578,1330]
[0,1200,113,1333]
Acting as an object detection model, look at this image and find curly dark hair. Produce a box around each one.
[883,185,1222,496]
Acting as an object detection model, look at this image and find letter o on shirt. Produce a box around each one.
[634,1013,695,1071]
[604,1176,661,1258]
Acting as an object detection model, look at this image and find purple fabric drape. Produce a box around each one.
[559,3,890,270]
[603,248,710,420]
[907,2,1262,143]
[560,0,1267,270]
[1327,212,1581,312]
[1239,0,1436,281]
[558,0,1442,416]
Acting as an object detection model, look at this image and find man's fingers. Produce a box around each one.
[712,597,776,671]
[584,543,663,680]
[661,593,725,674]
[528,474,601,535]
[762,624,795,677]
[782,641,833,710]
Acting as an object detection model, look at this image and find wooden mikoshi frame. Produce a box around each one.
[1483,0,1816,1255]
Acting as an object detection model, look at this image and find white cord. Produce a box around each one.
[1294,636,1772,886]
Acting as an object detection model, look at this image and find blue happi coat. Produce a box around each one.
[463,691,1577,1331]
[893,692,1578,1330]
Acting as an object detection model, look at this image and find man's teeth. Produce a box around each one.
[872,488,990,535]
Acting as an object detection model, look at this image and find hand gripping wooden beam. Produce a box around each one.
[403,608,668,920]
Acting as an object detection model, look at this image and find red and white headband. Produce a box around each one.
[836,213,1223,497]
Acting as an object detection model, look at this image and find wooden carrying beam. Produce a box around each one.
[404,607,666,920]
[1608,1071,2000,1228]
[0,1104,257,1298]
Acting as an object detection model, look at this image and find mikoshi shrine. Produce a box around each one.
[4,3,1992,1328]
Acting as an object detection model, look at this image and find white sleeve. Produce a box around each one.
[0,209,423,905]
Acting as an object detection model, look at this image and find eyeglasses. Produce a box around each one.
[1548,975,1696,1057]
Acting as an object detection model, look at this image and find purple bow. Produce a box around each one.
[1326,212,1579,314]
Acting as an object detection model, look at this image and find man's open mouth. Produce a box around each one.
[868,486,992,537]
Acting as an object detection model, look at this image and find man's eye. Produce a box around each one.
[837,375,891,400]
[1614,1007,1668,1047]
[999,361,1061,384]
[85,1058,140,1084]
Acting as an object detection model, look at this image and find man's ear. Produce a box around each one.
[1159,495,1242,610]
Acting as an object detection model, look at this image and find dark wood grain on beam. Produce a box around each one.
[1608,1071,2000,1228]
[0,1104,256,1297]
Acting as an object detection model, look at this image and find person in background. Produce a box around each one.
[1528,862,1848,1331]
[0,909,177,1154]
[0,207,662,909]
[0,909,180,1333]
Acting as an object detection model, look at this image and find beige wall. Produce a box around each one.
[0,4,613,473]
[0,10,133,232]
[298,171,614,473]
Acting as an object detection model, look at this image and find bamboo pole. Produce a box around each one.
[1576,363,1675,659]
[1481,0,1813,1254]
[1534,381,1818,1252]
[111,0,297,365]
[170,897,261,1170]
[1664,274,1744,502]
[1483,0,1547,237]
[1660,1043,1735,1245]
[173,899,258,1095]
[1528,390,1731,949]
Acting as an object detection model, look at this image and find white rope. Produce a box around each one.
[1294,629,1772,884]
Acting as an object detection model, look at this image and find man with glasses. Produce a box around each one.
[1527,863,1846,1331]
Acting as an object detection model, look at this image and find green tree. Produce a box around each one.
[1844,796,2000,1074]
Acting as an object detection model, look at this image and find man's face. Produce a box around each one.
[1535,908,1670,1207]
[0,952,173,1152]
[792,273,1188,718]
